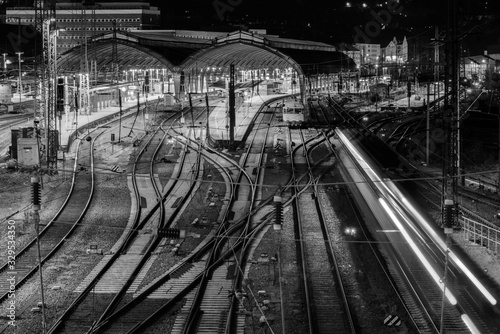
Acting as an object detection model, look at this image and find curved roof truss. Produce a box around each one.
[181,32,305,77]
[56,30,355,78]
[57,38,175,75]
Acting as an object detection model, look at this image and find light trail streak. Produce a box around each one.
[461,314,481,334]
[379,198,458,305]
[338,129,497,307]
[385,181,497,306]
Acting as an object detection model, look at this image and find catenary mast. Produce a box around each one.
[34,0,58,170]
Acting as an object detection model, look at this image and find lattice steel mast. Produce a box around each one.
[442,0,469,230]
[112,20,119,83]
[34,0,58,170]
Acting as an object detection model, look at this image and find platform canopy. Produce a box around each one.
[57,30,356,76]
[56,33,178,75]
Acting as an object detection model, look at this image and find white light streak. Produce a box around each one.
[379,198,457,305]
[461,314,481,334]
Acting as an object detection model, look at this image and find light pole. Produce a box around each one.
[2,53,7,75]
[375,64,379,112]
[16,52,23,105]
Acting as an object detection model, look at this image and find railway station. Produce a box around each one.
[5,28,357,163]
[55,29,356,117]
[2,2,500,334]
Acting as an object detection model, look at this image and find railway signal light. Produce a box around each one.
[157,227,185,239]
[274,196,283,225]
[443,199,454,233]
[31,176,41,210]
[56,77,65,112]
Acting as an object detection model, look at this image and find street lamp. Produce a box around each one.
[375,64,379,112]
[2,53,7,75]
[16,52,23,106]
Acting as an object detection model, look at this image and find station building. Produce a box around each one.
[5,1,161,54]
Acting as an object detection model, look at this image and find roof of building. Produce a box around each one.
[57,29,357,76]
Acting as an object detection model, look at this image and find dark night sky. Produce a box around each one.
[148,0,500,53]
[1,0,498,54]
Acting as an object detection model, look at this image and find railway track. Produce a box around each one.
[225,110,275,333]
[47,108,205,333]
[289,128,356,334]
[88,146,237,333]
[181,104,274,334]
[0,130,98,304]
[334,128,496,333]
[86,98,277,333]
[48,123,168,333]
[85,145,241,333]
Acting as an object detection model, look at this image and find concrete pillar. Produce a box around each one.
[188,72,193,93]
[194,71,199,93]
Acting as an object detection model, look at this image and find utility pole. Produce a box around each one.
[188,93,195,126]
[118,88,123,143]
[440,1,460,329]
[16,52,23,106]
[228,64,235,150]
[426,82,430,165]
[205,93,210,140]
[434,26,440,108]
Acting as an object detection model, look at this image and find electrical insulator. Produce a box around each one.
[274,196,283,225]
[31,176,41,210]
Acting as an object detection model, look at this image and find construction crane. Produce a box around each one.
[34,0,58,171]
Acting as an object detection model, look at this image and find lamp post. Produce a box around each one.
[16,52,23,105]
[2,53,7,75]
[375,64,379,112]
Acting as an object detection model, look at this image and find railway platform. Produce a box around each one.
[208,93,296,147]
[0,94,162,159]
[2,91,292,162]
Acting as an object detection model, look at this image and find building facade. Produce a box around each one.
[338,43,361,68]
[382,36,408,64]
[5,1,161,55]
[354,43,381,65]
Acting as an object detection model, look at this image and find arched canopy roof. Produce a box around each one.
[181,31,355,76]
[57,35,175,74]
[181,42,303,76]
[57,30,356,76]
